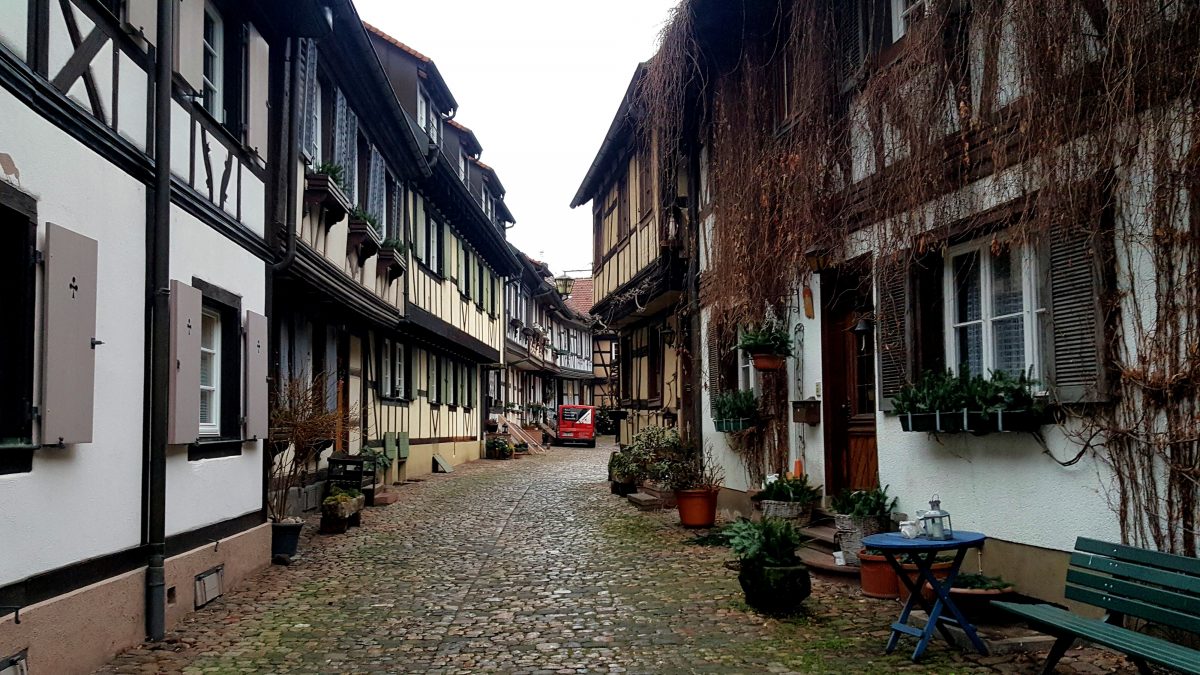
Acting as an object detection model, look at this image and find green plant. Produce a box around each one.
[953,573,1013,590]
[381,237,406,252]
[350,206,380,231]
[595,406,618,435]
[736,322,793,357]
[660,447,725,491]
[313,161,345,187]
[726,518,802,568]
[893,369,1045,415]
[757,475,822,504]
[712,389,758,420]
[832,485,897,517]
[329,485,361,499]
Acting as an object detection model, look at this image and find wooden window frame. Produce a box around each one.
[0,187,37,452]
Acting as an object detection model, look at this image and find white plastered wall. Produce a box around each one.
[0,92,147,585]
[165,206,266,536]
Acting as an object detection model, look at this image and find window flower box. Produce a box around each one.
[714,417,752,433]
[304,171,351,227]
[898,409,1043,434]
[375,240,406,283]
[347,214,381,265]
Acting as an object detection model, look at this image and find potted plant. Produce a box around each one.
[712,389,758,432]
[513,441,530,457]
[484,417,499,433]
[938,573,1016,621]
[662,447,725,528]
[347,207,381,264]
[319,485,364,535]
[375,238,406,283]
[756,475,822,525]
[726,518,812,614]
[894,369,1046,434]
[737,322,793,371]
[304,162,350,226]
[831,486,897,566]
[857,548,900,599]
[268,373,348,560]
[608,451,638,495]
[898,551,958,603]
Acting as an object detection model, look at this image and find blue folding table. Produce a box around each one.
[861,530,989,661]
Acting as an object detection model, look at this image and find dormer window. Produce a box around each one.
[458,152,466,182]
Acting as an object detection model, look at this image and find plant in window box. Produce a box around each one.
[375,238,407,282]
[268,373,356,560]
[737,322,793,370]
[712,389,758,432]
[893,370,967,432]
[347,207,382,264]
[304,162,350,225]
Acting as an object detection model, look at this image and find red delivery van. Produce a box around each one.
[556,405,597,447]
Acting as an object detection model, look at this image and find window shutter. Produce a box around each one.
[876,252,912,405]
[835,1,864,88]
[245,23,270,161]
[706,324,721,395]
[1048,221,1111,403]
[301,39,319,162]
[368,147,385,234]
[41,223,98,445]
[243,310,268,439]
[168,280,203,444]
[334,89,358,203]
[177,0,205,93]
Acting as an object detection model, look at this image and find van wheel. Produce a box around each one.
[586,440,596,448]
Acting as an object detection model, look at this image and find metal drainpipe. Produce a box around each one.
[146,0,174,641]
[272,38,302,274]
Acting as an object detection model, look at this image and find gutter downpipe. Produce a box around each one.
[273,38,302,274]
[146,0,173,641]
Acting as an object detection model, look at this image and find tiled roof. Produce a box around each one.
[564,278,594,315]
[362,22,430,63]
[447,119,471,133]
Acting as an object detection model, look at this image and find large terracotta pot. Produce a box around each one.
[675,488,719,528]
[898,559,955,603]
[858,550,900,599]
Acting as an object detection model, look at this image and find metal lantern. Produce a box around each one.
[920,494,953,541]
[554,274,576,298]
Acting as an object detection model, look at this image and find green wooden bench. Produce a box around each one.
[995,537,1200,674]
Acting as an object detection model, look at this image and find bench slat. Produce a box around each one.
[996,602,1200,674]
[1067,569,1200,616]
[1065,585,1200,635]
[1070,551,1200,596]
[1076,538,1200,577]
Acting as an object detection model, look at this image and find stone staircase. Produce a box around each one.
[798,508,858,577]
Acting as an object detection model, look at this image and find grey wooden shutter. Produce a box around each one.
[334,89,357,202]
[835,2,864,89]
[168,280,203,444]
[245,23,270,160]
[177,0,205,93]
[243,310,268,439]
[707,324,721,395]
[368,147,385,233]
[301,39,319,162]
[876,252,911,406]
[1048,222,1111,403]
[41,223,98,445]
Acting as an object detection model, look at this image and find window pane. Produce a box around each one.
[957,323,983,377]
[200,352,214,387]
[199,390,214,424]
[992,316,1025,376]
[991,246,1022,316]
[953,252,981,323]
[201,313,218,349]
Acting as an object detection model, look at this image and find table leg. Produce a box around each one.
[905,550,962,660]
[924,548,989,656]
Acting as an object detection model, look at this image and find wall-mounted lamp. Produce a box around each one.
[554,275,575,298]
[660,327,677,348]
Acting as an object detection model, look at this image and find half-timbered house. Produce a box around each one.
[571,65,691,443]
[0,0,325,668]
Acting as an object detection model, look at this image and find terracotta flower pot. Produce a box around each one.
[858,550,900,599]
[751,353,786,371]
[675,488,719,528]
[898,559,955,603]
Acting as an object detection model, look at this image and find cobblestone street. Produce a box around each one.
[98,442,1134,674]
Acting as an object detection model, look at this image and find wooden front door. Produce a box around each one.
[822,266,879,492]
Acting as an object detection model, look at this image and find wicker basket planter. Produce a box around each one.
[834,514,889,566]
[760,500,813,526]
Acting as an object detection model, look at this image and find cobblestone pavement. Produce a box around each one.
[99,440,1137,674]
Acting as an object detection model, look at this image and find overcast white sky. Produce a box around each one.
[354,0,679,276]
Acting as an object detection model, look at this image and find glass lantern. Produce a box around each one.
[920,494,953,541]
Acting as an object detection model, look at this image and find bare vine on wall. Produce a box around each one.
[641,0,1200,554]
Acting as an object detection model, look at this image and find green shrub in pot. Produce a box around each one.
[726,518,811,614]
